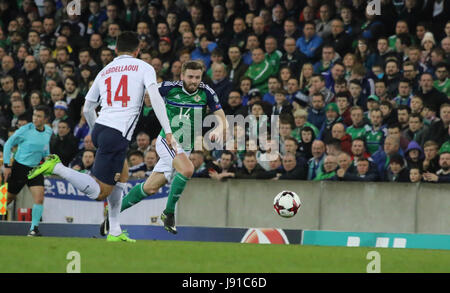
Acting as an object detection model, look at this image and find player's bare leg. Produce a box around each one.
[93,159,128,201]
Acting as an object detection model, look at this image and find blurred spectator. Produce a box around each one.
[396,105,411,132]
[405,140,424,170]
[372,135,404,178]
[272,88,292,115]
[189,151,208,178]
[307,92,326,130]
[309,74,334,105]
[387,123,410,152]
[318,102,341,144]
[10,98,28,128]
[323,18,352,57]
[131,132,152,155]
[50,120,79,166]
[384,153,409,182]
[208,150,237,180]
[143,150,159,177]
[409,165,423,183]
[72,150,95,174]
[51,101,73,135]
[423,143,450,183]
[0,75,14,114]
[364,108,386,155]
[235,151,266,179]
[346,106,369,140]
[416,73,448,113]
[331,122,352,154]
[211,62,232,106]
[296,21,323,60]
[128,150,146,178]
[307,139,326,180]
[350,138,372,166]
[70,134,96,170]
[277,152,307,180]
[291,109,319,143]
[422,140,441,173]
[335,151,354,178]
[223,90,248,116]
[403,113,429,147]
[227,45,248,89]
[280,37,307,78]
[73,107,89,150]
[244,47,273,95]
[314,155,338,181]
[314,45,340,74]
[22,55,41,92]
[63,77,84,123]
[341,157,378,182]
[298,126,316,160]
[324,62,346,93]
[425,104,450,146]
[380,101,397,126]
[433,63,450,97]
[262,76,281,105]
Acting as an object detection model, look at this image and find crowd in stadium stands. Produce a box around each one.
[0,0,449,184]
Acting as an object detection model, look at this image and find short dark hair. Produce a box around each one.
[181,60,205,73]
[380,100,393,109]
[311,74,324,81]
[312,92,324,100]
[358,157,369,164]
[352,137,366,147]
[397,104,411,114]
[116,31,139,53]
[397,33,411,47]
[285,136,298,145]
[409,112,423,122]
[58,119,71,128]
[34,105,50,117]
[243,151,256,159]
[304,20,315,28]
[221,150,234,160]
[327,138,342,149]
[83,149,96,157]
[128,150,144,160]
[387,123,401,130]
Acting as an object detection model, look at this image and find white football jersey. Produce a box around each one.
[85,55,157,140]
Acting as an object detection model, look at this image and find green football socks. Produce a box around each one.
[120,183,148,212]
[164,173,189,215]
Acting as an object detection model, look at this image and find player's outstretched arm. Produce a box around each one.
[83,100,99,131]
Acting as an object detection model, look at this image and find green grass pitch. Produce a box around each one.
[1,236,449,273]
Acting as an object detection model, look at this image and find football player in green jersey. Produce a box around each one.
[101,61,227,235]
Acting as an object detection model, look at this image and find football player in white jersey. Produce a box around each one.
[28,32,175,242]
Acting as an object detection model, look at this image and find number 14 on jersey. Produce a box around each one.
[105,75,131,107]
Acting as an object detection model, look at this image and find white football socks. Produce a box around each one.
[53,163,101,200]
[108,182,127,236]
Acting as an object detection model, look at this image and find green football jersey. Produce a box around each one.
[364,125,387,154]
[434,78,450,97]
[346,124,368,140]
[158,81,222,150]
